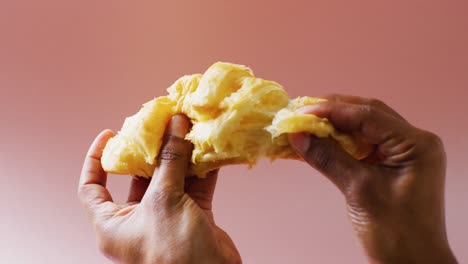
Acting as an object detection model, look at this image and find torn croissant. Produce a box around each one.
[101,62,371,177]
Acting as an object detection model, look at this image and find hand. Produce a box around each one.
[78,115,241,264]
[288,95,457,264]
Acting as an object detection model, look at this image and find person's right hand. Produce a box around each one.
[78,115,241,264]
[288,94,457,264]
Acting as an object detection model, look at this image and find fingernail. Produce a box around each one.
[167,115,190,138]
[288,132,311,155]
[297,104,322,115]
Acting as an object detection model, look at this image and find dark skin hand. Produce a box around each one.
[79,94,457,263]
[288,94,457,264]
[78,115,241,264]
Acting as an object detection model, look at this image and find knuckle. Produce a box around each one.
[368,98,386,109]
[306,140,335,172]
[367,98,407,121]
[357,104,385,124]
[417,130,445,157]
[144,187,182,211]
[423,131,444,148]
[358,104,376,116]
[315,151,334,172]
[159,149,184,162]
[355,104,374,122]
[158,136,190,163]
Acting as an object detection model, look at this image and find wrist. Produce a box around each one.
[138,247,241,264]
[365,239,457,264]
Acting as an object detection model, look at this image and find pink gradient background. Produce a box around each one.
[1,1,467,263]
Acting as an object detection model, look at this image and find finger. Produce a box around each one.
[323,94,406,121]
[185,170,219,210]
[288,132,372,193]
[127,176,151,203]
[78,129,119,220]
[297,101,410,145]
[144,115,192,201]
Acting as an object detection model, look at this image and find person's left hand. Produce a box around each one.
[78,115,241,264]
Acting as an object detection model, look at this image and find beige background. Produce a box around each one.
[1,0,467,263]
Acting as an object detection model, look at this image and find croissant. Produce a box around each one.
[101,62,371,177]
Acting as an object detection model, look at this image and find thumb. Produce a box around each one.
[288,132,368,193]
[143,114,192,201]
